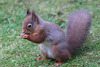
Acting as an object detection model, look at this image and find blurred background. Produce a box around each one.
[0,0,100,67]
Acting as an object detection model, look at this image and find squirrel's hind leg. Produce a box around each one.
[52,44,71,66]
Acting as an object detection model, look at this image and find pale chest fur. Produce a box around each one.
[39,42,54,58]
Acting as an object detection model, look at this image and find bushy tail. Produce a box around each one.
[66,9,92,54]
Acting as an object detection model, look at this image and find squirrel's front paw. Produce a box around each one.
[20,34,29,39]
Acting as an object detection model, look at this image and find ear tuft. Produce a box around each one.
[32,9,39,24]
[27,8,31,16]
[32,10,36,19]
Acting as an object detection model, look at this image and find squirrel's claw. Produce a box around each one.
[20,34,28,39]
[36,57,46,61]
[54,62,63,66]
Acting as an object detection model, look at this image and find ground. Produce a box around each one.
[0,0,100,67]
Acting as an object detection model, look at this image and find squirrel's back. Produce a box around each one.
[66,9,92,54]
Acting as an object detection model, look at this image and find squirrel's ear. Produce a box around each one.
[32,10,39,24]
[27,8,31,16]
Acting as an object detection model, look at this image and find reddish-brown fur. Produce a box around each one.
[20,9,92,66]
[66,10,92,54]
[27,29,46,43]
[52,44,71,62]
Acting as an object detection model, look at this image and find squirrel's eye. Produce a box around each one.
[28,24,32,28]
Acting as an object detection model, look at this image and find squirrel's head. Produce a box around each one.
[22,8,40,35]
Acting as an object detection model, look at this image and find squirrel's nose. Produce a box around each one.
[22,27,26,33]
[22,28,26,33]
[22,30,26,33]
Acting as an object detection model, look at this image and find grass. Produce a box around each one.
[0,0,100,67]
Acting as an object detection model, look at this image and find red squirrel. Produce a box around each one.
[20,9,92,66]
